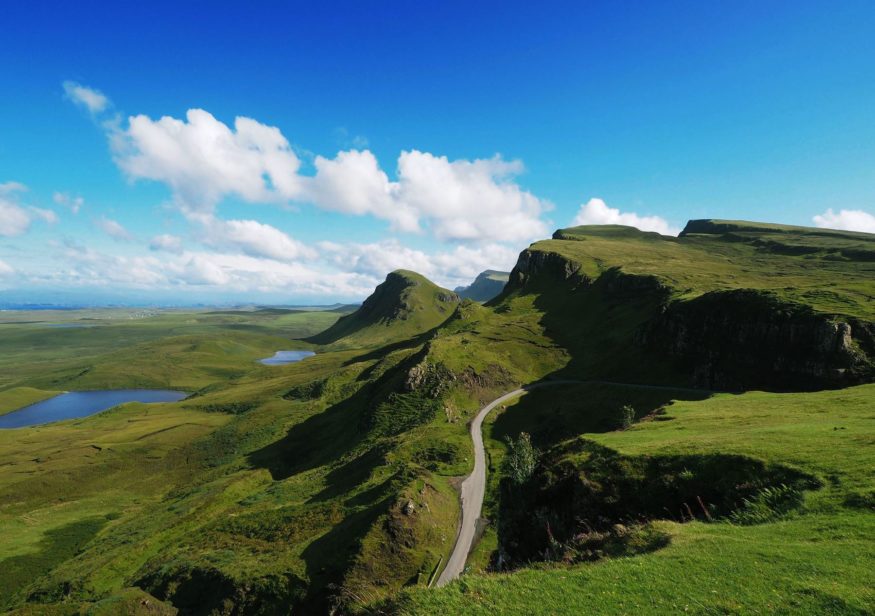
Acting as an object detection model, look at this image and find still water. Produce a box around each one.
[0,389,187,429]
[258,350,316,365]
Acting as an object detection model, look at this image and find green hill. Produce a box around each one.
[503,220,875,390]
[307,270,460,347]
[1,220,874,615]
[454,270,509,302]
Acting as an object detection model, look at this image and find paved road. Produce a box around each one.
[434,378,709,587]
[435,380,583,587]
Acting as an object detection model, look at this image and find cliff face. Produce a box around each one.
[506,249,590,290]
[638,290,875,390]
[503,245,875,391]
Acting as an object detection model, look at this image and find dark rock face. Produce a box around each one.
[505,245,874,391]
[507,249,590,290]
[638,289,875,390]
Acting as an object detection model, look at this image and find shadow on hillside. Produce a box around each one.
[297,495,393,613]
[247,339,415,481]
[491,381,711,451]
[523,269,688,386]
[247,381,376,481]
[307,442,392,503]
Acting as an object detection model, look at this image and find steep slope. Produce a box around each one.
[501,221,875,390]
[377,222,875,614]
[454,270,509,302]
[307,270,460,347]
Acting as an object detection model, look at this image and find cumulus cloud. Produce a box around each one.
[177,254,230,285]
[0,198,31,237]
[0,259,14,276]
[392,151,548,242]
[63,81,110,114]
[149,234,184,254]
[115,109,302,211]
[198,216,316,261]
[812,208,875,234]
[53,192,84,214]
[96,216,134,241]
[571,198,680,236]
[106,101,548,243]
[0,182,59,232]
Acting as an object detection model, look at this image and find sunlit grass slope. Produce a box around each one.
[391,383,875,615]
[308,270,459,348]
[542,220,875,318]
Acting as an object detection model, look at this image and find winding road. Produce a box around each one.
[435,380,582,587]
[435,379,708,587]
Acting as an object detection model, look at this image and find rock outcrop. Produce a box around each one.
[638,290,875,390]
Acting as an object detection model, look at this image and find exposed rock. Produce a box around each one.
[506,249,591,291]
[638,289,875,390]
[403,357,456,397]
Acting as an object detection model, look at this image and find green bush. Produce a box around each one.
[502,432,540,485]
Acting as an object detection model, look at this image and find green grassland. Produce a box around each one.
[392,383,875,615]
[0,387,60,416]
[547,220,875,318]
[1,220,874,615]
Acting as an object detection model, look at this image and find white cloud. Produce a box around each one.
[116,109,302,211]
[149,234,184,254]
[308,149,417,231]
[46,240,375,298]
[0,259,14,276]
[812,208,875,234]
[177,255,230,285]
[53,192,84,214]
[107,101,548,242]
[305,150,549,242]
[96,217,134,241]
[63,81,110,114]
[571,198,680,236]
[30,207,59,224]
[0,198,31,237]
[198,217,316,261]
[392,151,549,242]
[0,181,27,194]
[0,181,32,236]
[320,240,517,289]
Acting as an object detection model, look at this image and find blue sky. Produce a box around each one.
[1,1,874,305]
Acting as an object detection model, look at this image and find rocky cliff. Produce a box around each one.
[502,226,875,391]
[638,290,875,390]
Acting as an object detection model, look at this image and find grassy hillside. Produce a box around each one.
[500,221,875,389]
[308,270,460,348]
[1,220,873,615]
[390,383,875,615]
[543,220,875,318]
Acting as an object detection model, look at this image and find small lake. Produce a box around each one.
[259,350,316,365]
[0,389,187,429]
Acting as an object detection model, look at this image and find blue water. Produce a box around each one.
[0,389,187,429]
[259,350,315,365]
